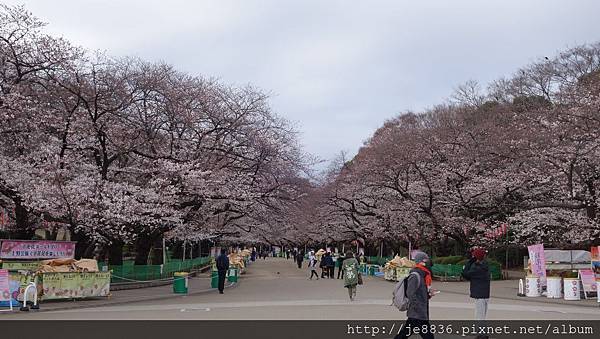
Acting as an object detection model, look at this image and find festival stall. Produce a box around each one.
[523,244,597,301]
[0,240,110,302]
[383,255,415,282]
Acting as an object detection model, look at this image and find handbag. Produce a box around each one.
[357,272,363,285]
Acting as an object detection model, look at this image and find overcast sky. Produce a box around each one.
[6,0,600,169]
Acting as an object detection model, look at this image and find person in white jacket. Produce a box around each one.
[307,251,319,280]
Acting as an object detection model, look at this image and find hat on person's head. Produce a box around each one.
[472,248,486,261]
[412,251,430,264]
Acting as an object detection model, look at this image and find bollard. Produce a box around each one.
[20,282,39,311]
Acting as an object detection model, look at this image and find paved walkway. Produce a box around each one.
[1,257,598,319]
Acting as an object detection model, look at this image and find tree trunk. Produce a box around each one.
[108,241,123,265]
[134,234,154,265]
[71,230,91,259]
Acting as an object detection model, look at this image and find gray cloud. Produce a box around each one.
[7,0,600,168]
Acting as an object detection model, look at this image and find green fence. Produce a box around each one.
[432,263,502,280]
[363,256,503,280]
[103,257,212,283]
[365,256,392,266]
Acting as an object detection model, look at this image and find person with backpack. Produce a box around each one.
[342,251,360,301]
[393,251,436,339]
[462,247,491,327]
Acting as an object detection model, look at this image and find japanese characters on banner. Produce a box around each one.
[0,269,10,302]
[527,244,547,286]
[591,246,600,279]
[41,272,110,300]
[0,240,75,259]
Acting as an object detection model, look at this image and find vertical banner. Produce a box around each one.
[591,246,600,279]
[579,269,596,298]
[527,244,547,286]
[0,269,10,302]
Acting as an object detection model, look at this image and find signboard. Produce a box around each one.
[0,269,10,302]
[0,240,75,259]
[527,244,547,286]
[591,246,600,278]
[41,272,110,300]
[579,269,596,298]
[1,261,41,271]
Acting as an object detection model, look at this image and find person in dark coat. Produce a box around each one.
[216,249,230,294]
[320,253,327,278]
[325,252,335,278]
[462,248,491,325]
[296,251,304,269]
[336,253,346,279]
[395,251,436,339]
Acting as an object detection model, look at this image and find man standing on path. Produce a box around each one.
[462,247,491,338]
[395,251,436,339]
[216,249,230,294]
[296,251,304,269]
[336,253,345,279]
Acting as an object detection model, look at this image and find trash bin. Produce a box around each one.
[210,270,219,288]
[227,267,238,283]
[173,272,189,293]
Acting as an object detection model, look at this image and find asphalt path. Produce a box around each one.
[1,257,598,320]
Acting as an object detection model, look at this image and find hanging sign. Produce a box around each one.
[0,240,75,259]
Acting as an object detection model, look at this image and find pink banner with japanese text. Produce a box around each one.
[0,269,9,301]
[0,240,75,259]
[527,244,547,286]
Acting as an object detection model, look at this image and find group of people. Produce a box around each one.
[295,249,364,301]
[250,248,269,261]
[220,245,491,339]
[394,248,491,339]
[288,249,363,280]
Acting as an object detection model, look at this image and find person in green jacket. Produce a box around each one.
[342,251,360,301]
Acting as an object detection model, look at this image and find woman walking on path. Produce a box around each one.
[308,254,319,280]
[342,251,360,301]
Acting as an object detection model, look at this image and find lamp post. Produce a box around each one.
[162,236,166,265]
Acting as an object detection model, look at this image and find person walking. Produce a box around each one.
[216,249,230,294]
[342,251,359,301]
[395,251,436,339]
[336,252,346,279]
[319,253,327,278]
[308,254,319,280]
[296,251,304,269]
[462,247,491,335]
